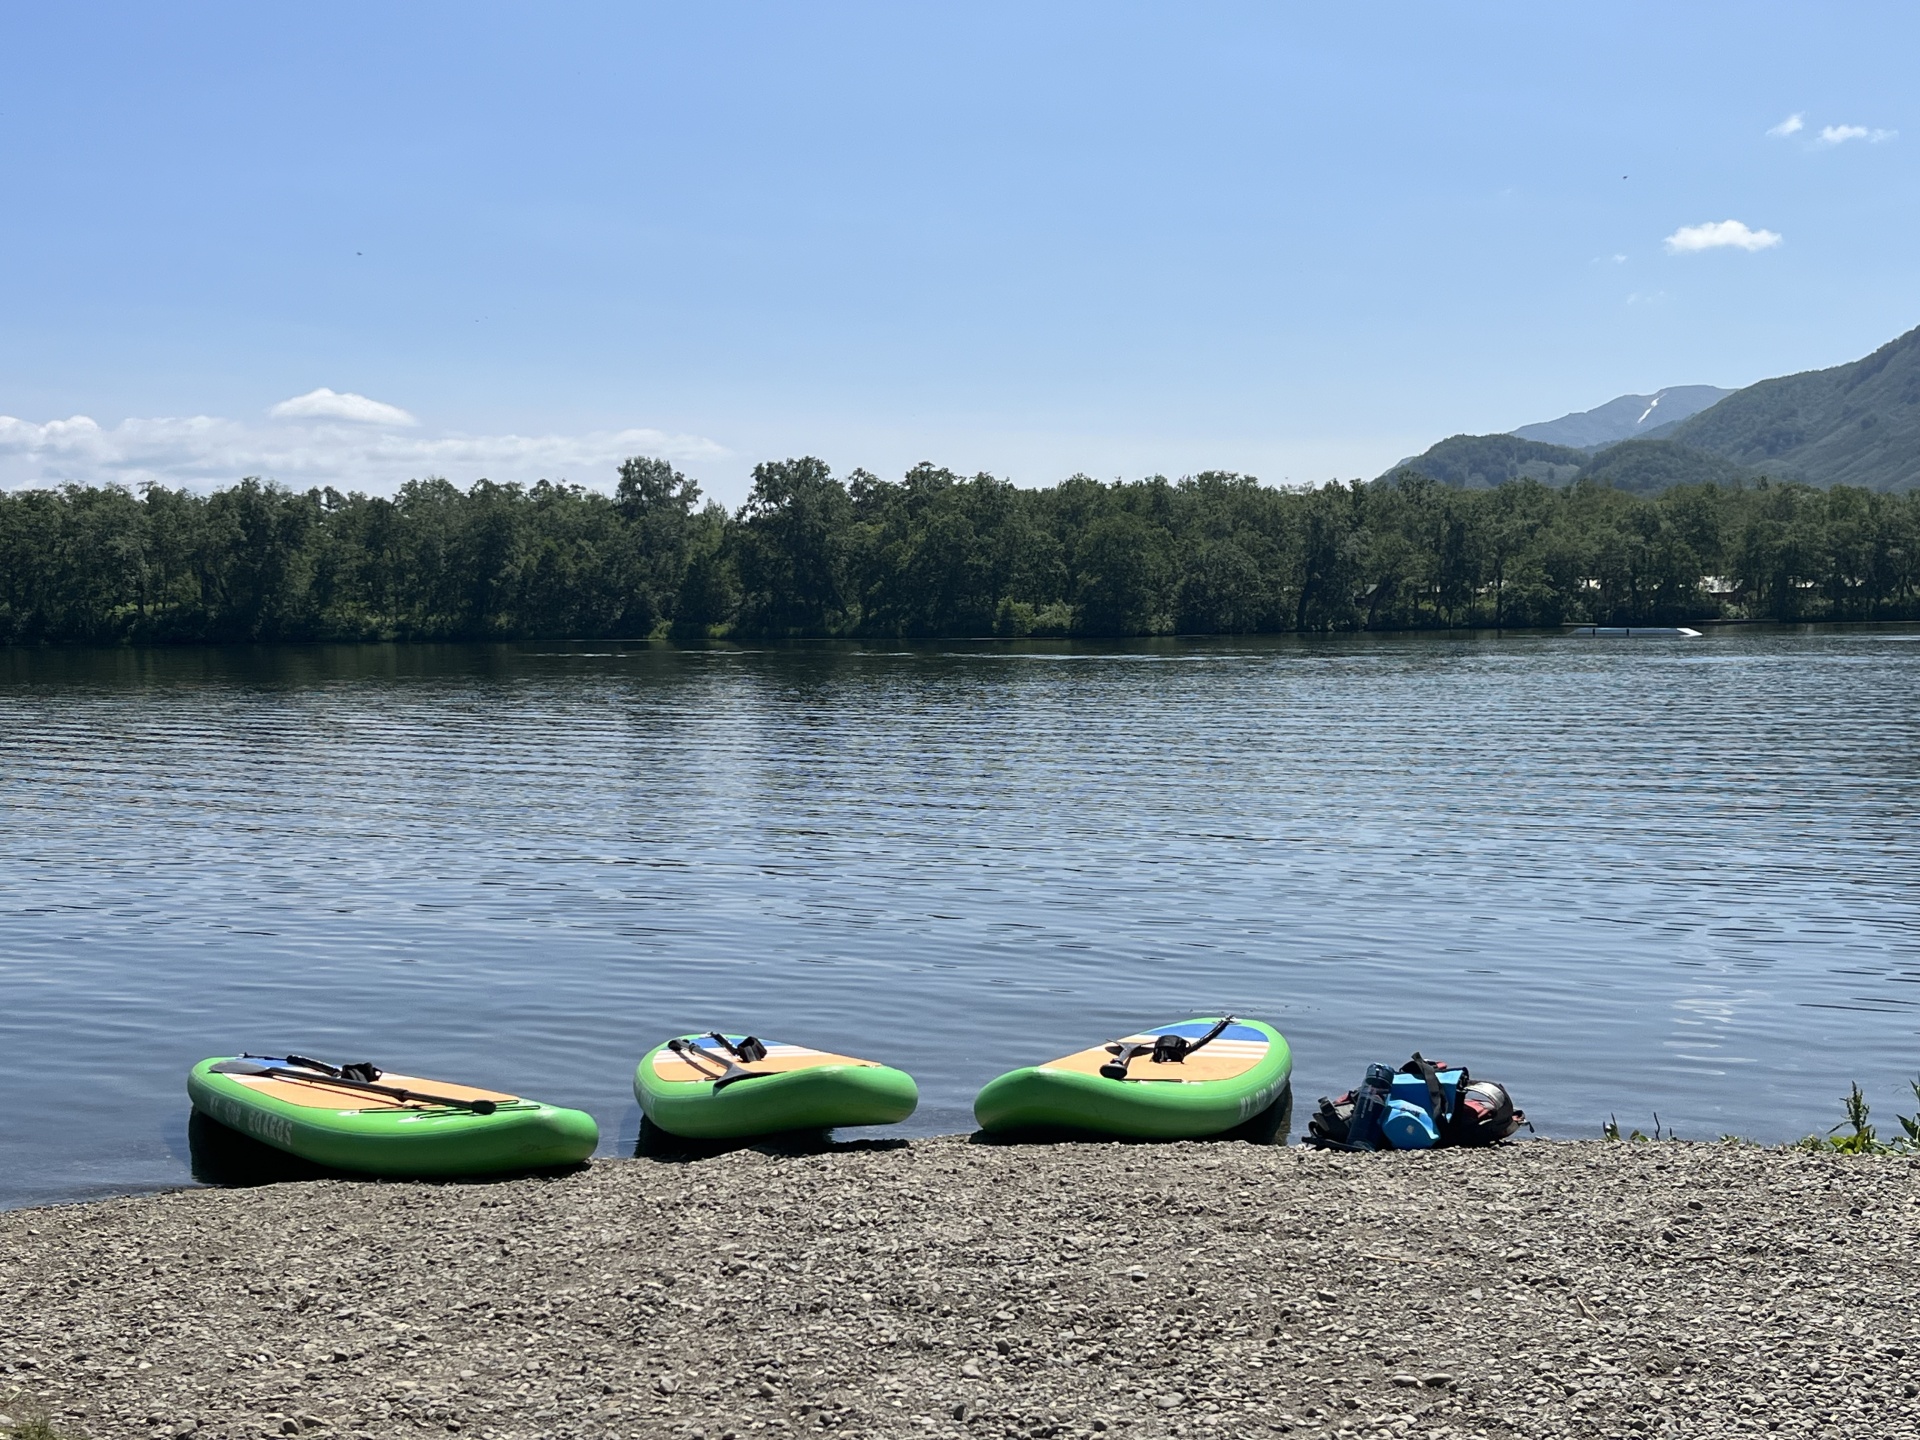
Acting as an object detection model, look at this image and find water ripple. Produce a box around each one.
[2,629,1918,1207]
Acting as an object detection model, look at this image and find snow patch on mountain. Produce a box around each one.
[1512,385,1733,449]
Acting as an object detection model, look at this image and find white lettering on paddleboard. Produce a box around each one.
[1238,1076,1289,1122]
[207,1093,295,1148]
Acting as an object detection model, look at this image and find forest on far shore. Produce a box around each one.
[3,457,1919,644]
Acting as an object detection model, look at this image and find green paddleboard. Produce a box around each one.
[188,1056,599,1177]
[973,1017,1292,1139]
[635,1033,919,1139]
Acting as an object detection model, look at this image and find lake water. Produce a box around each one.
[3,630,1917,1209]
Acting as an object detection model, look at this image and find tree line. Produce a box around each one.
[2,457,1918,644]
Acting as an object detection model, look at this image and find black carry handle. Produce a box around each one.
[214,1059,499,1114]
[706,1033,769,1064]
[1099,1042,1154,1081]
[281,1053,384,1084]
[667,1037,770,1092]
[1100,1015,1237,1081]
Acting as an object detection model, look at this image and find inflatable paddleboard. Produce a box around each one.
[635,1033,918,1139]
[973,1017,1292,1139]
[187,1055,598,1177]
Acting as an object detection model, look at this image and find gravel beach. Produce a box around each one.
[2,1136,1915,1440]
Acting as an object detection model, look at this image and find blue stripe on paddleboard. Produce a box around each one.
[681,1034,783,1047]
[1145,1021,1269,1043]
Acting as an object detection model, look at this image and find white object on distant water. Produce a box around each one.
[1567,625,1702,638]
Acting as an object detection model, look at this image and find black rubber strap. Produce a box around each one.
[1102,1016,1237,1079]
[278,1053,342,1078]
[707,1033,769,1064]
[1403,1053,1447,1124]
[669,1037,771,1091]
[1152,1014,1237,1065]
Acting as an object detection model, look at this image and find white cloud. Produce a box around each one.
[270,387,418,426]
[1662,220,1783,254]
[0,410,728,494]
[1817,124,1896,146]
[1768,112,1804,137]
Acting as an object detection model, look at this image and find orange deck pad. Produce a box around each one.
[651,1042,876,1084]
[1039,1036,1269,1084]
[231,1070,520,1110]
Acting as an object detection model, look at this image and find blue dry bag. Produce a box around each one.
[1380,1098,1441,1149]
[1306,1052,1529,1150]
[1391,1066,1463,1117]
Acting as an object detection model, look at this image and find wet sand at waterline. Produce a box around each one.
[2,1137,1914,1440]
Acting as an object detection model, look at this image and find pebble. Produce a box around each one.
[2,1137,1918,1439]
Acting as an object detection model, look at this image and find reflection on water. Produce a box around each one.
[3,630,1918,1209]
[186,1109,341,1187]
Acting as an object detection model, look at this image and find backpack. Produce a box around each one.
[1306,1053,1528,1150]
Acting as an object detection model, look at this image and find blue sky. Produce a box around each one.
[2,3,1915,505]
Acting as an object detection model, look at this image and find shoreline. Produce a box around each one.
[6,617,1920,654]
[3,1138,1915,1440]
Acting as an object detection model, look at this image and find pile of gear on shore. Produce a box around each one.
[1307,1053,1529,1151]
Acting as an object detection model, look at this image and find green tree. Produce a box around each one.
[1291,483,1364,632]
[1074,510,1171,635]
[733,457,853,634]
[616,456,704,632]
[10,455,1920,646]
[673,502,739,634]
[195,480,319,639]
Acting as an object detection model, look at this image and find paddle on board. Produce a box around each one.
[210,1059,500,1114]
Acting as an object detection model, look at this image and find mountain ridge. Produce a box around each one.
[1643,323,1920,490]
[1389,321,1920,494]
[1379,433,1749,495]
[1512,385,1732,448]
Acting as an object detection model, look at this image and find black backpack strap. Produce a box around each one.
[1440,1083,1481,1145]
[1305,1093,1361,1150]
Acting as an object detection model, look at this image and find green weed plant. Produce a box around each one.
[0,1388,82,1440]
[1606,1079,1920,1155]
